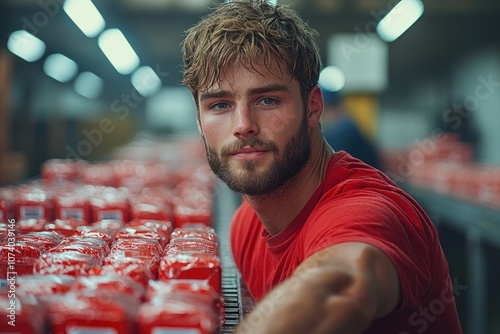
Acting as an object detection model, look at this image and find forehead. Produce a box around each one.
[201,58,295,93]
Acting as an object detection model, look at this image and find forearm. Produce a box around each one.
[235,267,375,334]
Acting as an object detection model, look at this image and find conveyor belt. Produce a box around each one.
[213,181,255,333]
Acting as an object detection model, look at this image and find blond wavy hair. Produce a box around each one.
[181,0,322,109]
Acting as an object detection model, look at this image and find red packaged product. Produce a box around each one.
[146,279,224,325]
[89,187,130,223]
[0,241,43,278]
[158,252,222,295]
[92,219,124,235]
[16,231,62,252]
[115,226,169,250]
[137,293,218,334]
[0,294,48,334]
[95,259,157,287]
[167,237,220,257]
[45,292,139,334]
[41,159,83,183]
[80,162,117,187]
[73,225,114,246]
[44,217,88,237]
[128,218,173,235]
[15,186,53,221]
[111,237,163,259]
[16,274,75,296]
[16,218,47,234]
[74,274,145,300]
[51,236,110,259]
[53,192,91,223]
[34,251,102,276]
[173,204,212,228]
[171,226,218,244]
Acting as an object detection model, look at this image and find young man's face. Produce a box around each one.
[197,60,312,196]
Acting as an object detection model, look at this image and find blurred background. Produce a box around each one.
[0,0,499,333]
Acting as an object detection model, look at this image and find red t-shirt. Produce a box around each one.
[230,151,462,333]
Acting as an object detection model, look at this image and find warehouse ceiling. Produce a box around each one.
[1,0,499,102]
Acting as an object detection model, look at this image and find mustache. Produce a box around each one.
[220,137,279,156]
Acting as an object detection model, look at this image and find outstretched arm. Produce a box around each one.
[235,242,400,334]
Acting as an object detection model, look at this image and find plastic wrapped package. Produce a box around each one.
[34,251,102,276]
[171,226,219,244]
[51,236,110,259]
[111,237,163,259]
[115,225,170,250]
[146,279,224,326]
[167,238,220,257]
[41,159,84,184]
[95,258,157,287]
[16,274,76,296]
[0,293,49,334]
[137,292,218,334]
[129,199,172,222]
[73,225,115,246]
[158,252,222,295]
[173,204,212,228]
[0,241,43,278]
[128,218,173,237]
[16,231,62,252]
[53,191,91,223]
[44,217,88,237]
[92,219,124,236]
[15,185,53,221]
[80,162,118,187]
[89,187,130,223]
[74,274,145,301]
[44,291,140,334]
[16,218,48,234]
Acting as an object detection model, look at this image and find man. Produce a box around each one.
[181,1,462,333]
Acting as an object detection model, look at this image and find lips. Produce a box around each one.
[230,146,270,160]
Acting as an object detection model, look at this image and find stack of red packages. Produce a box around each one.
[16,274,76,297]
[73,225,115,246]
[159,232,222,295]
[97,238,162,287]
[117,218,173,250]
[129,190,173,222]
[14,184,53,221]
[74,274,145,301]
[16,231,62,252]
[80,162,117,187]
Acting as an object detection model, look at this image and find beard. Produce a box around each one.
[203,112,311,196]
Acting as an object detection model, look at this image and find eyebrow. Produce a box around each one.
[199,84,291,102]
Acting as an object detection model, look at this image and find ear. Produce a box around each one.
[307,85,324,128]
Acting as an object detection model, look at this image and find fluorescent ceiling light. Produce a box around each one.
[74,71,104,99]
[98,28,140,75]
[63,0,106,38]
[131,66,162,97]
[43,53,78,83]
[7,30,46,62]
[376,0,424,42]
[319,66,345,92]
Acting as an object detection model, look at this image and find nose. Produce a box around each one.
[233,104,259,139]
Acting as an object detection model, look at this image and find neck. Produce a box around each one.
[244,131,334,236]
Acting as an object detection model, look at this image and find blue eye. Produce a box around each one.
[260,98,278,106]
[211,102,230,110]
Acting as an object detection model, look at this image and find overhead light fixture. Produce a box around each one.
[74,71,104,99]
[376,0,424,42]
[43,53,78,83]
[63,0,106,38]
[7,30,46,62]
[131,66,162,97]
[319,66,345,92]
[98,28,140,75]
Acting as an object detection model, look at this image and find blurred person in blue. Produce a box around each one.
[321,86,382,170]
